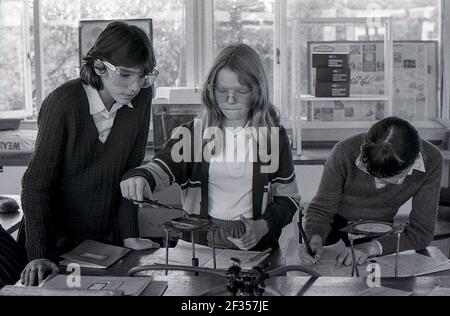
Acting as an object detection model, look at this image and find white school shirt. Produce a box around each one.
[83,84,133,143]
[208,126,254,220]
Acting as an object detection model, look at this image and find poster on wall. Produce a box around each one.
[307,41,438,122]
[79,19,153,67]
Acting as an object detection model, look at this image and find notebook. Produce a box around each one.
[41,275,152,296]
[60,240,131,269]
[5,275,168,296]
[151,240,271,270]
[369,249,450,277]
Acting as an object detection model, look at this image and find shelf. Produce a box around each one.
[299,95,390,102]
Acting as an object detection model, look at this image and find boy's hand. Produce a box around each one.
[336,241,382,266]
[21,258,59,286]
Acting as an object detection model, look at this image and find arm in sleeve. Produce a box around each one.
[117,90,153,240]
[376,155,443,255]
[304,144,345,243]
[21,92,67,260]
[121,122,193,194]
[262,127,300,241]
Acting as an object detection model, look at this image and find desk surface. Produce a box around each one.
[145,275,450,296]
[68,245,450,296]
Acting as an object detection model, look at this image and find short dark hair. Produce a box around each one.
[80,21,156,90]
[361,116,421,178]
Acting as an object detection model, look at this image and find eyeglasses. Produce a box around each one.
[102,60,159,88]
[213,85,252,103]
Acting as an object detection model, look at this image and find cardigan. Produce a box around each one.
[122,119,301,250]
[21,78,152,261]
[304,133,443,255]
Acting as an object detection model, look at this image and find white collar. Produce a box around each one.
[356,152,426,175]
[83,84,133,115]
[408,152,426,174]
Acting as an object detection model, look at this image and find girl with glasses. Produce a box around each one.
[20,21,158,286]
[300,117,443,267]
[120,43,300,252]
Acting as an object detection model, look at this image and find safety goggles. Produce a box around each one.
[102,60,159,88]
[213,85,252,103]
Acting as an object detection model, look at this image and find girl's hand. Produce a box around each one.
[298,235,323,265]
[227,217,269,251]
[120,176,152,205]
[336,241,382,266]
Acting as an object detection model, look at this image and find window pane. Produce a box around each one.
[288,0,440,41]
[40,0,185,98]
[214,0,275,99]
[0,0,28,113]
[287,0,440,122]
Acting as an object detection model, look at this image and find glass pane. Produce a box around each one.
[40,0,185,98]
[214,0,275,99]
[0,0,28,112]
[288,0,439,41]
[287,0,440,122]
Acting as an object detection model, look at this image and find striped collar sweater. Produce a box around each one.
[122,120,301,250]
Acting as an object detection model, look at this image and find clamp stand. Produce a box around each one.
[162,218,218,276]
[348,234,365,277]
[394,224,405,277]
[341,220,396,277]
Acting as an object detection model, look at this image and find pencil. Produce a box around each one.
[298,221,314,257]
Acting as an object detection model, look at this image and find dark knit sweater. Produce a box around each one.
[305,133,443,255]
[21,78,152,260]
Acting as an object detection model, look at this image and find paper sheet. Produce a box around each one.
[285,238,450,277]
[286,238,353,276]
[151,240,268,270]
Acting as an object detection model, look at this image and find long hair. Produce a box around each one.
[361,116,421,178]
[80,21,156,90]
[200,43,280,131]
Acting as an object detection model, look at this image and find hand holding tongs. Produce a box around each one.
[130,197,190,217]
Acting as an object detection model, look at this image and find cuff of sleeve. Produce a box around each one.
[26,243,48,262]
[373,240,383,256]
[121,168,156,193]
[375,235,397,256]
[304,224,329,244]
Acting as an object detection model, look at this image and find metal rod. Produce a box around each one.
[191,231,196,260]
[211,230,217,270]
[165,229,169,276]
[350,238,360,277]
[191,231,199,275]
[395,229,402,277]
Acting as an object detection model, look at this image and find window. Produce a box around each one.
[39,0,186,100]
[285,0,441,125]
[2,0,447,146]
[213,0,275,99]
[0,0,32,118]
